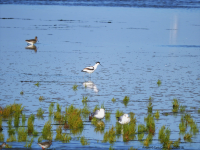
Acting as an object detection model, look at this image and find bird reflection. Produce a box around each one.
[25,45,37,53]
[83,81,98,93]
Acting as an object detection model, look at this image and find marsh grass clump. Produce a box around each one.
[37,108,44,117]
[173,138,181,148]
[92,119,105,133]
[54,103,62,121]
[111,97,116,103]
[105,110,111,121]
[18,127,27,142]
[82,96,88,103]
[180,105,186,112]
[49,102,54,115]
[184,133,192,142]
[24,137,34,148]
[0,132,4,141]
[93,105,100,112]
[62,133,71,143]
[80,136,90,145]
[55,125,63,140]
[198,108,200,113]
[172,98,179,112]
[32,130,38,136]
[39,96,45,101]
[154,110,160,119]
[143,133,153,147]
[72,84,78,91]
[1,103,24,118]
[42,121,52,140]
[35,82,40,87]
[22,114,26,125]
[116,109,123,118]
[144,114,155,135]
[81,105,90,115]
[190,122,199,134]
[138,124,147,133]
[20,91,24,95]
[6,135,17,142]
[28,114,35,134]
[102,126,116,144]
[123,96,129,107]
[66,106,83,130]
[149,96,153,101]
[158,126,172,149]
[157,79,161,86]
[147,102,153,113]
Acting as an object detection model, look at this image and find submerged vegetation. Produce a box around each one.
[72,84,78,91]
[123,96,129,106]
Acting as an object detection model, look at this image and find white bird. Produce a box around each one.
[117,114,130,125]
[92,108,105,119]
[81,62,101,77]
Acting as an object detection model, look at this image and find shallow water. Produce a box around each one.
[0,4,200,149]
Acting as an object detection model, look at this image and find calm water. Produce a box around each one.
[0,3,200,150]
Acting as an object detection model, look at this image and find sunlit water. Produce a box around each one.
[0,4,200,150]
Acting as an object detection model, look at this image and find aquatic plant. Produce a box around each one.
[105,110,111,121]
[8,128,15,136]
[138,132,144,141]
[82,96,88,103]
[49,102,54,115]
[93,120,105,133]
[6,135,17,142]
[55,125,63,140]
[54,103,62,121]
[28,115,34,134]
[143,133,153,147]
[0,132,4,141]
[56,103,62,112]
[115,109,123,118]
[180,105,186,112]
[158,126,172,149]
[173,138,181,148]
[154,110,160,119]
[62,133,71,143]
[80,136,90,145]
[7,117,12,129]
[42,121,52,140]
[157,79,161,86]
[149,96,153,101]
[1,103,24,118]
[39,96,45,101]
[123,96,129,106]
[102,126,116,144]
[72,84,78,91]
[190,122,199,134]
[138,124,147,133]
[179,121,186,132]
[20,91,24,95]
[111,97,116,103]
[66,106,83,130]
[172,98,179,112]
[81,105,90,114]
[147,102,153,113]
[184,133,192,142]
[24,137,34,148]
[198,108,200,113]
[38,136,43,143]
[18,127,27,142]
[33,130,38,136]
[37,108,44,117]
[35,82,40,87]
[144,114,155,135]
[21,114,26,125]
[93,105,100,112]
[109,145,114,150]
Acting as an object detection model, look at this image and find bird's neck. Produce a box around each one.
[93,64,99,70]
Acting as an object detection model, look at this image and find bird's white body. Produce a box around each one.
[93,108,105,119]
[82,62,101,74]
[118,114,130,124]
